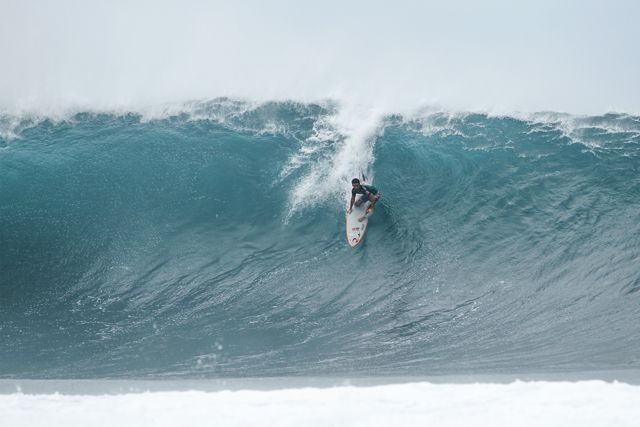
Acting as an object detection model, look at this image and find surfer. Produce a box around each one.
[347,178,380,217]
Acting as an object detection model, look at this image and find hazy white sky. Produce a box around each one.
[1,0,639,114]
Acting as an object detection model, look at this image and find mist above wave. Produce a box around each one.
[1,1,639,116]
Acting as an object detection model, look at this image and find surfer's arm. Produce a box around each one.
[347,196,355,213]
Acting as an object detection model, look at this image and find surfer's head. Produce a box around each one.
[351,178,361,187]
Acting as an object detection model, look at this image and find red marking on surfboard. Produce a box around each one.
[346,206,367,247]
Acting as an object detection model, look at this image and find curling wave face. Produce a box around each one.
[1,99,640,378]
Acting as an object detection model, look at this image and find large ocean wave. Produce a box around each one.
[1,99,640,378]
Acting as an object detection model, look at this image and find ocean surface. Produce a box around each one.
[2,99,640,379]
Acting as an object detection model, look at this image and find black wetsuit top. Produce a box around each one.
[352,184,378,197]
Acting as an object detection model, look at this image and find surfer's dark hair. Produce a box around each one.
[351,178,360,184]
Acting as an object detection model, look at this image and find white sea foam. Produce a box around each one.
[2,380,640,427]
[285,103,386,216]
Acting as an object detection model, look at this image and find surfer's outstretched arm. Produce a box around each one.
[347,196,355,214]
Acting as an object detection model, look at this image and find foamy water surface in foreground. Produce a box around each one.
[2,378,640,427]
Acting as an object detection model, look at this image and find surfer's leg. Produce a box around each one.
[354,194,368,207]
[366,193,380,213]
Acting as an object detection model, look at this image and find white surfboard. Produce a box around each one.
[346,194,370,248]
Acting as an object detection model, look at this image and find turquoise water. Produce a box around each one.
[1,100,640,377]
